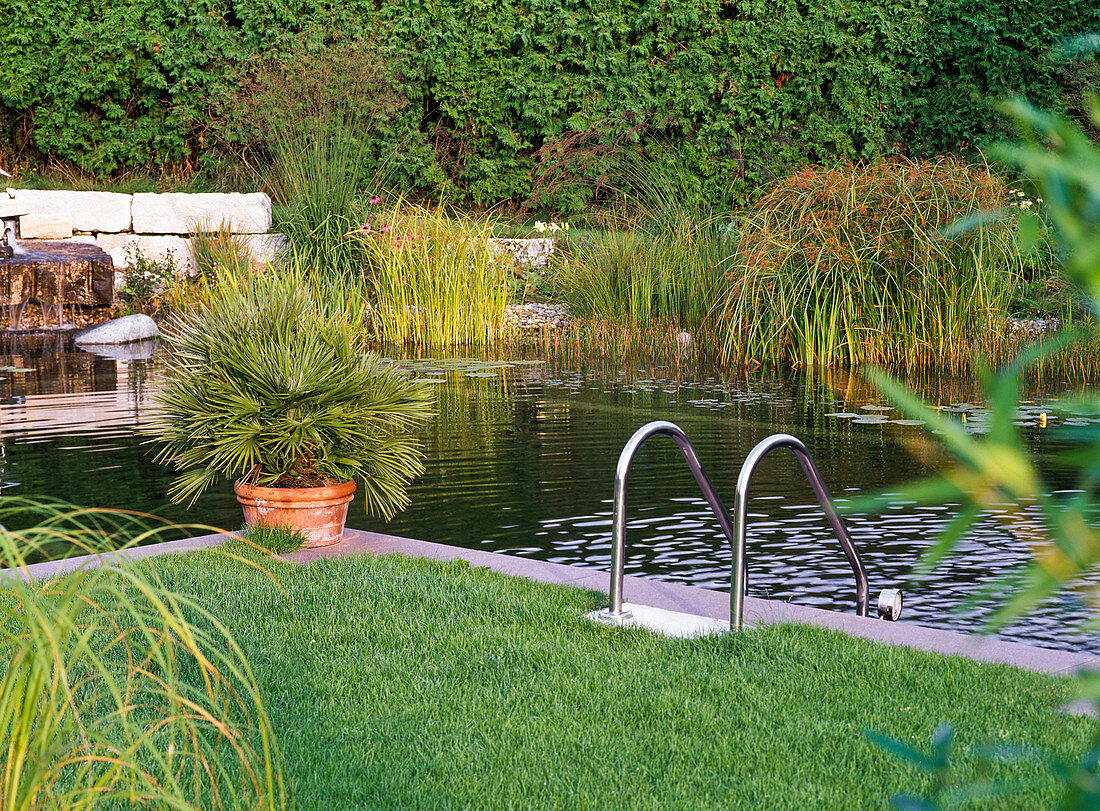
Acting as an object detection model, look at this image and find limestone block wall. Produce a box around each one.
[9,189,284,279]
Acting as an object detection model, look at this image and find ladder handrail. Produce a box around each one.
[602,421,736,621]
[732,434,869,628]
[601,423,871,630]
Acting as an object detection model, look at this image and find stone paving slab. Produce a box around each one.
[15,532,228,582]
[14,527,1100,677]
[588,603,729,638]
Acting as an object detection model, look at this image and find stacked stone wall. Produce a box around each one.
[8,190,285,281]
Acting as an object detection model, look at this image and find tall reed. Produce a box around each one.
[270,126,369,278]
[551,158,733,335]
[355,203,510,348]
[555,227,724,327]
[190,221,253,282]
[0,499,285,809]
[722,158,1033,368]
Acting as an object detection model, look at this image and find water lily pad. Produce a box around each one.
[851,416,888,425]
[825,412,859,418]
[464,372,499,378]
[0,366,33,373]
[411,378,449,384]
[860,405,892,411]
[890,419,925,426]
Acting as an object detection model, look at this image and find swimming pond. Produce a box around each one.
[1,335,1095,652]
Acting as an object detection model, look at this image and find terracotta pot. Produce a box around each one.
[234,479,356,548]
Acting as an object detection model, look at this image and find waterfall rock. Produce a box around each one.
[73,314,159,345]
[0,241,114,323]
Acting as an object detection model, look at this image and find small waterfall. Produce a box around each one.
[2,239,112,332]
[50,262,66,327]
[8,301,26,330]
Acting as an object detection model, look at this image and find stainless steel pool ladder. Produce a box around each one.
[599,421,902,630]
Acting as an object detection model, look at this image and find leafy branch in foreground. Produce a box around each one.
[865,725,1004,809]
[862,50,1100,808]
[857,91,1100,627]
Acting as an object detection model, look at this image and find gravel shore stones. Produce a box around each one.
[356,301,571,334]
[1007,317,1059,336]
[503,302,571,333]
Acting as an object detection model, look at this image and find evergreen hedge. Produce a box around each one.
[1,0,1096,207]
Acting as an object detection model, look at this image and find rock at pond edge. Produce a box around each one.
[73,314,160,346]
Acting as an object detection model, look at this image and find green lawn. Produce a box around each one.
[154,549,1092,808]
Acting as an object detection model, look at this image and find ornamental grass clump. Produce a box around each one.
[550,158,733,339]
[553,223,726,331]
[0,498,285,809]
[354,202,510,348]
[151,266,432,520]
[270,127,370,279]
[722,158,1031,368]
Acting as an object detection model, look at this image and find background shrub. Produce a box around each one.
[1,0,1096,207]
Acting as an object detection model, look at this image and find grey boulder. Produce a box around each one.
[76,338,158,361]
[73,314,160,346]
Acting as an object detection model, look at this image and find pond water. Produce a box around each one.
[2,335,1097,653]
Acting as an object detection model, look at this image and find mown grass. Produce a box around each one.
[149,549,1092,808]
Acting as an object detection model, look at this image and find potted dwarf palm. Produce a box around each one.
[150,267,431,546]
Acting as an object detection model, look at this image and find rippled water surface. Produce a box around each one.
[2,335,1097,653]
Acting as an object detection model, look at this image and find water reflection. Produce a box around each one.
[0,335,170,514]
[1,341,1097,652]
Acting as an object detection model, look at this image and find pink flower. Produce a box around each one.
[369,197,381,204]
